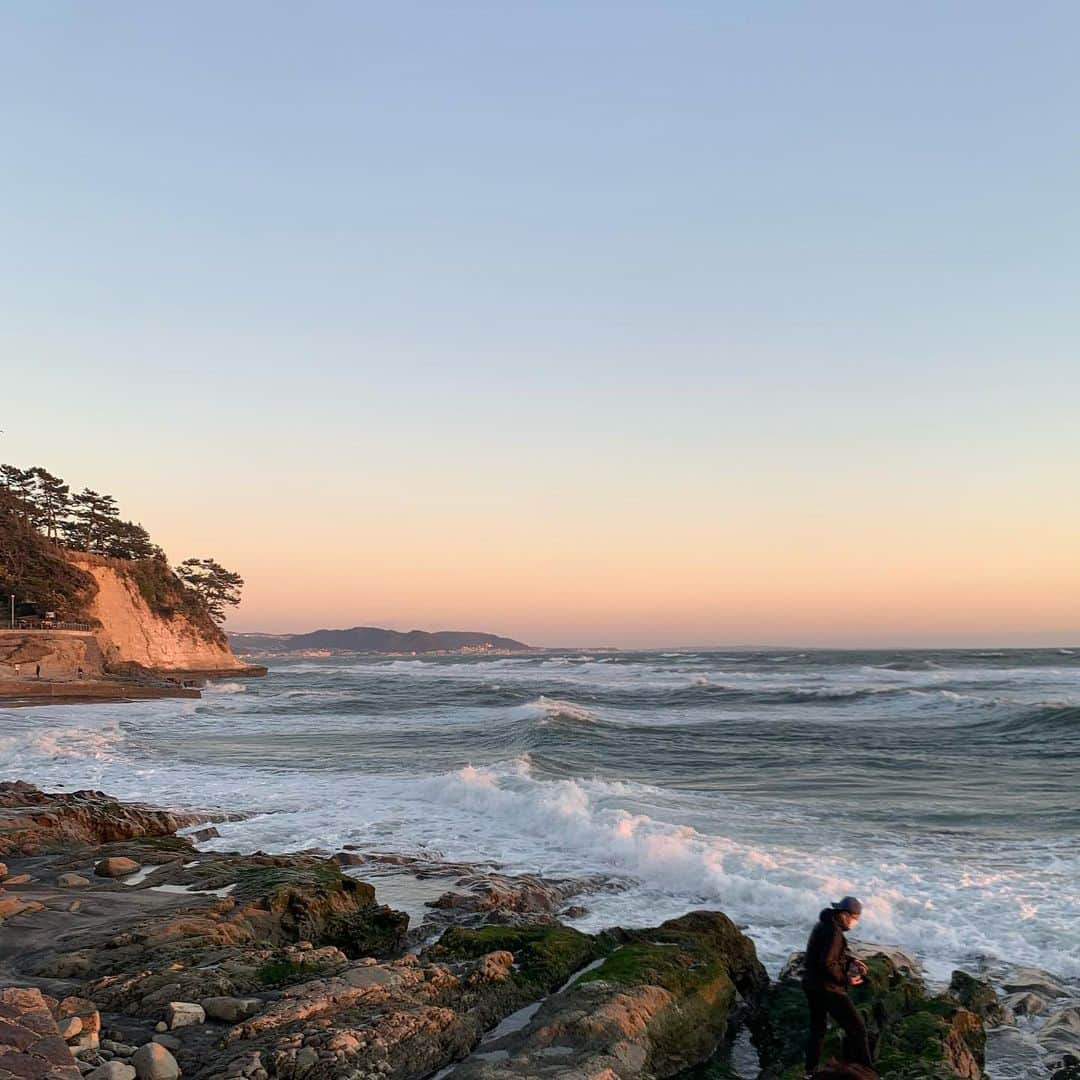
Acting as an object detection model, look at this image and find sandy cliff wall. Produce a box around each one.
[67,554,245,672]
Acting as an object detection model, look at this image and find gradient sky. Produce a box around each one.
[2,3,1078,647]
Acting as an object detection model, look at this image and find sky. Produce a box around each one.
[2,2,1078,647]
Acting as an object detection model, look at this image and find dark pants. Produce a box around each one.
[804,986,872,1072]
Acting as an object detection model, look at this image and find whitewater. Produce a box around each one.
[1,648,1077,988]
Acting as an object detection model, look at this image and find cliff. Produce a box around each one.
[68,552,248,673]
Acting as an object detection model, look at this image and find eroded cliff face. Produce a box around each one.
[67,554,245,673]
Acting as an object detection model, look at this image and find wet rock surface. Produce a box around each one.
[0,784,202,859]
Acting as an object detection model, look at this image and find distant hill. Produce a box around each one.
[227,626,530,655]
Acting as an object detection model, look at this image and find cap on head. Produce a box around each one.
[831,896,863,915]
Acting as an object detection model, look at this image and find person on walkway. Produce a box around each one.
[802,896,872,1076]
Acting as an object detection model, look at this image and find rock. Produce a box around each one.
[1006,990,1048,1015]
[154,1024,167,1034]
[949,970,1009,1026]
[94,857,140,879]
[149,1036,180,1052]
[0,783,203,857]
[57,873,91,888]
[164,1001,204,1029]
[189,826,220,842]
[1042,1007,1080,1065]
[293,1046,318,1073]
[199,996,261,1023]
[0,861,7,878]
[130,1043,179,1080]
[1002,965,1071,1000]
[473,950,514,984]
[86,1063,136,1080]
[57,997,101,1052]
[99,1041,138,1057]
[451,910,768,1079]
[4,872,32,884]
[0,896,45,918]
[331,851,366,866]
[58,1016,84,1041]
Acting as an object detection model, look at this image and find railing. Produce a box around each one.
[4,620,95,632]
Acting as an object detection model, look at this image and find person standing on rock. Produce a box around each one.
[802,895,873,1076]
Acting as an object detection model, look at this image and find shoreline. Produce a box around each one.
[0,666,266,708]
[0,678,202,706]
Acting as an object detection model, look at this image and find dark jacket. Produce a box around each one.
[803,908,853,993]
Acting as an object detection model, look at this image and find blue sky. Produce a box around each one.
[2,3,1078,644]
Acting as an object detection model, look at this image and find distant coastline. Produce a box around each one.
[227,625,531,657]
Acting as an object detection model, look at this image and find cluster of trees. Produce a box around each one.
[0,463,243,624]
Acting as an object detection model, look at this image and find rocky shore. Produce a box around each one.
[0,783,1076,1080]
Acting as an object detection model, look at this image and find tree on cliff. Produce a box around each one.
[62,489,121,552]
[28,468,70,540]
[103,520,161,561]
[0,465,35,521]
[175,558,244,623]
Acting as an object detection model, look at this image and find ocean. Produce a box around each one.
[2,648,1077,992]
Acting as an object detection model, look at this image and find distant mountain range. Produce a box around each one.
[227,626,530,655]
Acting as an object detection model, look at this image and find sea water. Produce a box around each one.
[2,648,1077,987]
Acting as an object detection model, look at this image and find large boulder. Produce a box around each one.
[164,1001,204,1029]
[199,996,261,1023]
[130,1043,179,1080]
[449,910,768,1078]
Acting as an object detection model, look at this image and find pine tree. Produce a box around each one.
[65,489,120,553]
[28,467,70,540]
[103,520,159,560]
[176,557,244,623]
[0,465,36,522]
